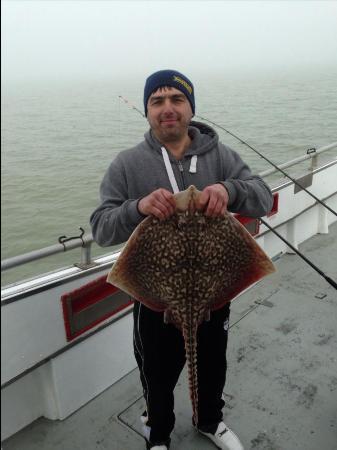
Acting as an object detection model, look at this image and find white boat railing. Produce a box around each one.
[1,142,337,273]
[1,231,95,272]
[259,142,337,177]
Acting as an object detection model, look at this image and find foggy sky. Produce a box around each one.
[2,0,337,83]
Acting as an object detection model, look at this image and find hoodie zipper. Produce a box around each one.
[177,160,186,190]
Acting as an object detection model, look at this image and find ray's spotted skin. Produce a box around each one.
[107,185,275,423]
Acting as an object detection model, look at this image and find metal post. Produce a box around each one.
[81,243,92,266]
[75,242,98,270]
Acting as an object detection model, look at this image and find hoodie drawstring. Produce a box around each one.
[161,147,198,193]
[189,155,197,173]
[161,147,180,193]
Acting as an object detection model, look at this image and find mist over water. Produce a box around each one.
[2,67,337,286]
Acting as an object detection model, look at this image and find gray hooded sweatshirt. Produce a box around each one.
[90,121,273,246]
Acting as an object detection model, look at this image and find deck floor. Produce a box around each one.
[2,223,337,450]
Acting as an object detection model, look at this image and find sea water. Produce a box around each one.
[2,67,337,286]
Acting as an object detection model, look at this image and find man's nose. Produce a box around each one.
[162,99,175,113]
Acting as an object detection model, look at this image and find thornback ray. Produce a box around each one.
[107,185,275,424]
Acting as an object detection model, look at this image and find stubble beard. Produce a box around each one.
[153,116,190,144]
[158,127,186,143]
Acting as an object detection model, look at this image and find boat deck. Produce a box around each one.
[2,223,337,450]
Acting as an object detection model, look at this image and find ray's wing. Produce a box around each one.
[189,213,275,311]
[107,215,184,312]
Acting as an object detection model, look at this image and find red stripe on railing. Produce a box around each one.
[234,193,279,236]
[61,275,133,341]
[267,192,279,217]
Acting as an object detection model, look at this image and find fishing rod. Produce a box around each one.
[118,95,337,289]
[118,95,145,118]
[260,218,337,289]
[196,115,337,217]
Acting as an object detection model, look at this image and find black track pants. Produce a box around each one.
[133,301,230,443]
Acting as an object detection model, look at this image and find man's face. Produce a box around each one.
[147,87,193,144]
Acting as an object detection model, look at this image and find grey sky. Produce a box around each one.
[2,0,337,82]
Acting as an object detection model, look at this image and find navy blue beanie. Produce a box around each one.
[144,69,195,116]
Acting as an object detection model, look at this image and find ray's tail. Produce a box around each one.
[182,321,199,425]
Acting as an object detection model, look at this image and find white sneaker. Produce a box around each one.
[141,412,171,449]
[198,421,244,450]
[145,438,170,449]
[147,446,168,450]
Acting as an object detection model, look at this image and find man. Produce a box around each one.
[90,69,273,450]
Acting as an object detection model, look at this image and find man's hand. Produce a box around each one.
[138,188,176,220]
[198,184,229,217]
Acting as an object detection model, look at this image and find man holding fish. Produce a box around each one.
[91,69,273,450]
